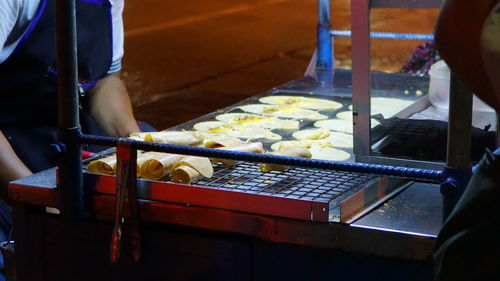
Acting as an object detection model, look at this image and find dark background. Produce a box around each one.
[122,0,438,130]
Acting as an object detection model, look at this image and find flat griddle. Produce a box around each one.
[84,79,424,223]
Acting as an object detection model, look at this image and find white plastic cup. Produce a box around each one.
[428,61,494,112]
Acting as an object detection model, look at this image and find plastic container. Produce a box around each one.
[428,60,494,112]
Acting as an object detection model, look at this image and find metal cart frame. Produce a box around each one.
[6,0,491,280]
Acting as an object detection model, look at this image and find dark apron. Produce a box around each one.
[0,0,113,172]
[0,0,114,268]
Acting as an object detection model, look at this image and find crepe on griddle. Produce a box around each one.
[212,142,264,166]
[215,113,299,130]
[239,104,328,120]
[259,147,312,172]
[194,121,281,140]
[271,140,351,161]
[130,131,203,146]
[292,128,353,148]
[258,95,342,110]
[203,137,245,148]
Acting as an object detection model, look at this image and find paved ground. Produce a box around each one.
[122,0,438,130]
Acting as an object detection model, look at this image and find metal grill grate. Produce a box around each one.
[193,162,375,203]
[378,118,444,137]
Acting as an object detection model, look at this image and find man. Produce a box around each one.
[0,0,141,199]
[434,0,500,280]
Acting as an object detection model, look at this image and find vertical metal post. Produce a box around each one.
[55,0,83,218]
[316,0,334,86]
[441,72,473,220]
[496,113,500,147]
[351,0,371,156]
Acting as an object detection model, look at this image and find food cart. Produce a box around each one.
[7,0,497,280]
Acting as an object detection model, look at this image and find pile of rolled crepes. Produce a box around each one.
[88,131,312,184]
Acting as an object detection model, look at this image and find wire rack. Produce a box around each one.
[193,161,376,204]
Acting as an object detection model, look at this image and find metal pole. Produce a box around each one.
[55,0,83,218]
[441,72,473,220]
[316,0,334,85]
[496,113,500,147]
[351,0,371,156]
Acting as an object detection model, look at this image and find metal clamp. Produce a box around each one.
[110,139,141,263]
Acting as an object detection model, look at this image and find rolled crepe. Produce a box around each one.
[138,152,185,180]
[88,152,150,175]
[88,154,116,175]
[171,156,214,184]
[130,131,203,146]
[203,137,244,148]
[259,147,312,172]
[212,142,264,166]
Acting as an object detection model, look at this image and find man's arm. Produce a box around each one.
[435,0,500,109]
[0,130,32,200]
[86,73,141,138]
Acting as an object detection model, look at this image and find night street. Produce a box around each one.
[122,0,438,129]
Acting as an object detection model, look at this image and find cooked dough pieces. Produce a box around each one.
[308,147,351,161]
[334,111,381,128]
[259,147,312,172]
[271,140,351,161]
[336,111,353,121]
[314,119,353,134]
[194,121,281,140]
[239,104,328,120]
[203,137,245,148]
[130,131,203,146]
[292,128,353,148]
[258,95,342,110]
[88,154,117,175]
[171,156,214,184]
[346,97,414,118]
[139,152,185,180]
[212,142,264,166]
[292,127,331,140]
[371,97,413,118]
[215,113,299,130]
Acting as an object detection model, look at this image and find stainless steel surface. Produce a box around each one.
[447,72,472,168]
[351,0,372,156]
[340,177,408,222]
[370,0,443,9]
[353,181,442,237]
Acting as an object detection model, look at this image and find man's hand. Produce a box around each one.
[0,131,32,200]
[87,73,141,137]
